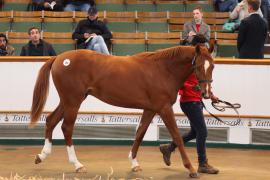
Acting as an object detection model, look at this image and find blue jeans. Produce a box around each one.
[64,2,90,11]
[86,35,110,55]
[169,101,207,164]
[216,0,237,12]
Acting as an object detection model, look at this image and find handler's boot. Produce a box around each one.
[159,144,173,166]
[198,159,219,174]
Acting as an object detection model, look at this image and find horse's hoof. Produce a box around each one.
[35,155,42,164]
[189,172,200,178]
[76,166,87,173]
[132,166,142,172]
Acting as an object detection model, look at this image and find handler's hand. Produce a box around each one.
[210,94,219,103]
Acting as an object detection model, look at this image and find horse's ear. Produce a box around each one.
[208,39,216,53]
[195,44,201,54]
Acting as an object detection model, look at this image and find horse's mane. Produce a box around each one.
[133,46,192,61]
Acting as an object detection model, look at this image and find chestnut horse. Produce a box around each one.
[29,45,214,178]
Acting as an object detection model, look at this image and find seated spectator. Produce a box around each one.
[182,6,210,47]
[64,0,95,12]
[0,0,3,10]
[230,0,263,21]
[20,27,56,56]
[215,0,238,12]
[72,7,112,55]
[0,33,15,56]
[32,0,63,11]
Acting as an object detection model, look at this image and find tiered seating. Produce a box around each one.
[0,11,12,31]
[11,11,42,32]
[136,12,169,32]
[215,32,238,57]
[96,0,126,11]
[111,32,181,55]
[42,11,75,32]
[111,32,146,55]
[42,32,76,54]
[3,0,30,11]
[126,0,156,11]
[105,11,136,32]
[95,0,214,12]
[0,0,239,57]
[156,0,185,12]
[6,31,29,55]
[185,0,214,12]
[146,32,181,51]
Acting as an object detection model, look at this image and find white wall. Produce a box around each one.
[0,62,269,116]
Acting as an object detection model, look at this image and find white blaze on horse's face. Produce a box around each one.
[204,60,211,98]
[204,60,210,72]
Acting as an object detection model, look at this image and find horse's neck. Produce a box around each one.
[163,47,195,90]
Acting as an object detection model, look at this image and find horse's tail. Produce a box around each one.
[29,56,56,128]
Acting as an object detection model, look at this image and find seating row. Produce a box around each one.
[0,11,229,32]
[2,0,214,12]
[1,31,238,57]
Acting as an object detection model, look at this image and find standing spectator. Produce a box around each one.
[0,33,15,56]
[237,0,268,59]
[230,0,263,22]
[32,0,63,11]
[72,6,112,55]
[182,6,210,46]
[261,0,270,30]
[215,0,238,12]
[20,27,56,56]
[64,0,95,12]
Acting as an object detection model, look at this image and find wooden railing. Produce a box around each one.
[1,56,270,65]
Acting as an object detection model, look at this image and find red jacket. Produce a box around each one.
[179,73,202,102]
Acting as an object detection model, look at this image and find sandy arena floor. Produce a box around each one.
[0,145,270,180]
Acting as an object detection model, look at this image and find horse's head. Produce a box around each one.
[192,45,214,99]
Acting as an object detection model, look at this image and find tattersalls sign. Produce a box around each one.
[0,112,269,128]
[0,112,270,144]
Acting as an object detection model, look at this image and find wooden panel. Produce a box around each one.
[13,11,42,17]
[137,12,168,18]
[111,39,145,44]
[42,32,73,39]
[106,11,135,18]
[43,11,74,18]
[147,32,181,39]
[112,32,145,39]
[7,32,28,39]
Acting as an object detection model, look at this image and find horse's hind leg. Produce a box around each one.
[35,103,64,164]
[129,110,156,172]
[159,105,198,178]
[61,105,85,173]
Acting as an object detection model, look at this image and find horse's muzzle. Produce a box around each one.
[202,92,210,99]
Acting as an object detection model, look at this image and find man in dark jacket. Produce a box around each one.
[20,27,56,56]
[237,0,268,59]
[72,6,112,55]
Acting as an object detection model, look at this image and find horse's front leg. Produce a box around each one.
[35,104,64,164]
[62,106,86,173]
[159,104,198,178]
[129,110,156,172]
